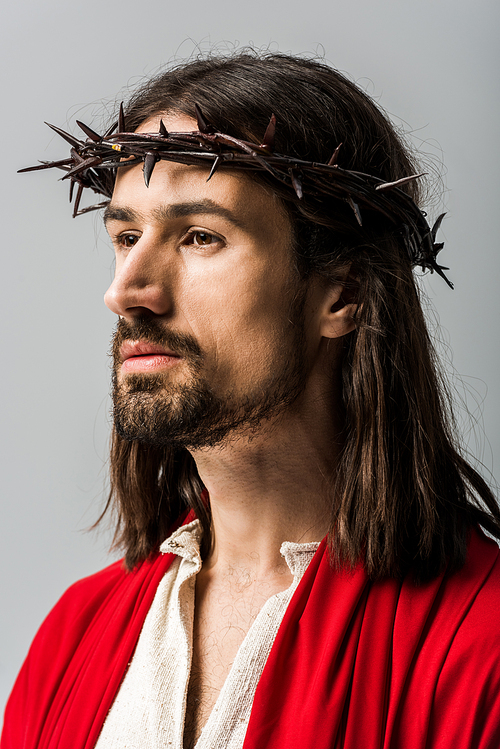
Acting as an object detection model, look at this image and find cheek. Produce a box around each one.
[186,262,292,338]
[204,283,295,383]
[172,229,298,378]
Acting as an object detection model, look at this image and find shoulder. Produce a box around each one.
[460,526,500,616]
[1,553,174,749]
[428,528,500,747]
[14,510,196,670]
[11,558,132,693]
[437,527,500,648]
[34,558,129,638]
[54,557,129,607]
[447,527,500,653]
[0,559,125,748]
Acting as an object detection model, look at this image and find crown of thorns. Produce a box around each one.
[19,102,452,288]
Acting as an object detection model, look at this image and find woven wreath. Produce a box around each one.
[19,103,452,288]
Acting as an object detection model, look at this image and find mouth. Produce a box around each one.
[120,340,182,374]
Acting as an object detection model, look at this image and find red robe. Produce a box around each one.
[2,520,500,749]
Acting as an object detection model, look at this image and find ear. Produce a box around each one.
[317,276,359,340]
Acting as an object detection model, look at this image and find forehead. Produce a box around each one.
[137,112,199,135]
[108,112,291,234]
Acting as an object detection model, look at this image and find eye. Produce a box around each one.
[191,231,217,246]
[118,233,140,249]
[182,230,224,251]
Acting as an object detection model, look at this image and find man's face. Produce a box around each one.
[104,114,315,449]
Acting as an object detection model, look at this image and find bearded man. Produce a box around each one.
[3,52,500,749]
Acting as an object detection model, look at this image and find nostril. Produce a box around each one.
[104,261,173,318]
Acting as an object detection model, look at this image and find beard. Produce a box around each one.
[111,299,309,450]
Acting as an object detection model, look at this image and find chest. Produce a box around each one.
[183,570,293,749]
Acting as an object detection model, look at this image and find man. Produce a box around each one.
[3,52,500,748]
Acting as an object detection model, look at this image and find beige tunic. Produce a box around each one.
[95,520,319,749]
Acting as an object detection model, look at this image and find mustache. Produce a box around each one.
[112,317,203,362]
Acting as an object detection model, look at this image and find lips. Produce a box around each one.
[120,340,181,374]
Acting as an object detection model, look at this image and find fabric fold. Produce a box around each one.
[2,523,500,749]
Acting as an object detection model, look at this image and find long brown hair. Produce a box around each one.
[101,51,500,580]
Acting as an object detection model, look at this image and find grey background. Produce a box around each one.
[1,0,499,715]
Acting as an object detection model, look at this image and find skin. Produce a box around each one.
[104,113,357,745]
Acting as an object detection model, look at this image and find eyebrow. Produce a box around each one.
[103,205,141,225]
[103,199,244,229]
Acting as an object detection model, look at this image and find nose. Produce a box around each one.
[104,239,173,319]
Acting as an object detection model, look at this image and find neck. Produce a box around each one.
[190,382,343,577]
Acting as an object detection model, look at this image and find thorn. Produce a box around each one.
[433,242,444,255]
[17,158,73,173]
[76,120,101,143]
[327,143,342,167]
[75,200,110,216]
[143,152,158,187]
[62,156,102,180]
[289,169,303,199]
[118,102,126,133]
[430,260,454,289]
[69,179,74,203]
[159,119,168,137]
[194,103,213,134]
[104,120,118,138]
[347,196,363,226]
[70,146,85,164]
[45,122,83,149]
[375,173,426,191]
[431,212,446,242]
[260,114,276,151]
[73,183,84,218]
[206,156,221,182]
